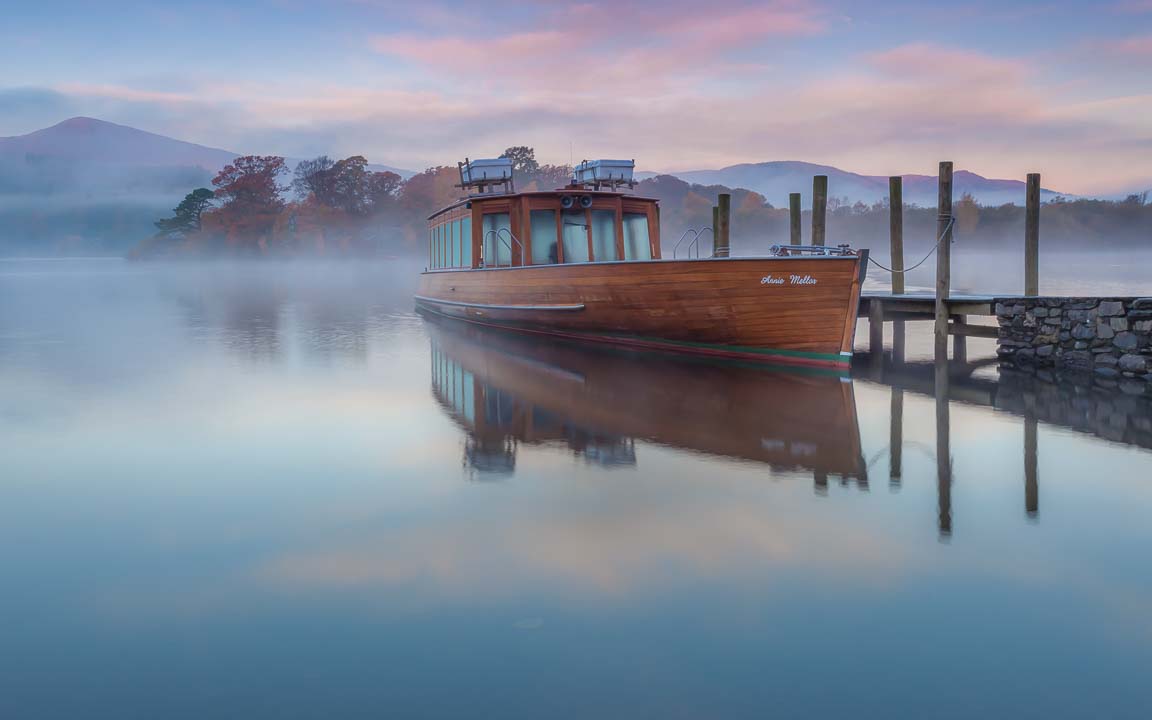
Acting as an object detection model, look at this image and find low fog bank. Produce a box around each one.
[0,257,425,390]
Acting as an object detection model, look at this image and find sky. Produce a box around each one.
[1,0,1151,194]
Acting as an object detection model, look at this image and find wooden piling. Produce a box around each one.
[869,300,884,359]
[952,315,968,364]
[935,162,954,355]
[716,193,731,258]
[712,206,719,256]
[1025,173,1040,296]
[789,193,802,246]
[889,177,904,294]
[811,176,827,246]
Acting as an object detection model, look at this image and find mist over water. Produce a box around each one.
[2,257,1152,719]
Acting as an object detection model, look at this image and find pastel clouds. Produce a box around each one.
[372,0,826,96]
[4,0,1151,194]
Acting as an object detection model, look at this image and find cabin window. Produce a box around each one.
[439,223,446,268]
[450,219,460,267]
[561,210,590,263]
[433,225,440,268]
[591,209,618,261]
[482,213,512,266]
[530,210,558,265]
[623,212,651,261]
[461,217,473,267]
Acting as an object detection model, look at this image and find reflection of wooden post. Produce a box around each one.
[789,193,802,246]
[812,176,828,246]
[889,176,904,294]
[935,358,953,538]
[1025,173,1040,296]
[890,387,903,490]
[935,162,953,356]
[1025,414,1038,518]
[814,471,828,495]
[716,193,731,258]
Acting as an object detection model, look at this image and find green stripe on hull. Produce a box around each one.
[598,332,849,364]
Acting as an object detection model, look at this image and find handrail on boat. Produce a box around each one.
[482,228,525,267]
[673,227,714,259]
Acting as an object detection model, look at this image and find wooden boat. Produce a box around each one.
[427,317,867,481]
[415,158,867,368]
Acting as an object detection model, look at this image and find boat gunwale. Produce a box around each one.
[419,254,862,274]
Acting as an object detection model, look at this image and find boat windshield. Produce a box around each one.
[428,194,658,269]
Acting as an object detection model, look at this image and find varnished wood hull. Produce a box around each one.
[416,256,866,367]
[427,319,866,477]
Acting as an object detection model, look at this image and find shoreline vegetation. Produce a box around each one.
[129,146,1151,260]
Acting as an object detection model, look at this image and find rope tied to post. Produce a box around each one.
[867,214,955,274]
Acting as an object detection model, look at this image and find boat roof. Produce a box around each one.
[428,189,659,221]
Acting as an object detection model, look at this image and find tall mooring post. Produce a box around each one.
[1025,173,1040,296]
[712,205,720,254]
[715,193,731,257]
[889,176,906,361]
[812,175,828,246]
[789,193,802,246]
[889,177,904,294]
[935,162,954,355]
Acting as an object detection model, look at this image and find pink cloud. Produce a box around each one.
[1104,34,1152,56]
[1115,0,1152,12]
[371,0,827,96]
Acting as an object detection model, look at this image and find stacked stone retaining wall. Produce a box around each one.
[996,297,1152,383]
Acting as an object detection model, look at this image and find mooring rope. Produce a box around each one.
[867,214,955,274]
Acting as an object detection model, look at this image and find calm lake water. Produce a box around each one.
[2,257,1151,719]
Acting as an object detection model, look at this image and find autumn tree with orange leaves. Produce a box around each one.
[200,155,289,252]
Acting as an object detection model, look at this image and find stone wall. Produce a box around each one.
[996,297,1152,382]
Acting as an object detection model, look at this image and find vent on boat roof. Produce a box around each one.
[572,159,636,191]
[457,157,514,195]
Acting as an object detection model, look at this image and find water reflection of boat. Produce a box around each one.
[427,318,866,481]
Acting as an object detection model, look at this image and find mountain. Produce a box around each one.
[0,117,413,189]
[639,161,1068,208]
[0,117,413,255]
[0,117,241,170]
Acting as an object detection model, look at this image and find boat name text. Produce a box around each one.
[761,274,818,286]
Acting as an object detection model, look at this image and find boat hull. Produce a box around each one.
[415,256,866,368]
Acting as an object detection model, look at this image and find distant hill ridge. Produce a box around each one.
[0,117,412,177]
[638,161,1068,208]
[0,117,1086,205]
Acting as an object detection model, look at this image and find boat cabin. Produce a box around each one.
[427,158,660,270]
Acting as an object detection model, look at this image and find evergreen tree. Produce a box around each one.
[155,188,215,237]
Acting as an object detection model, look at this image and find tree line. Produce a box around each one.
[134,146,1151,259]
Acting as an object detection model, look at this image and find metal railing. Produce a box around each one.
[769,243,857,257]
[672,226,714,259]
[482,228,525,267]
